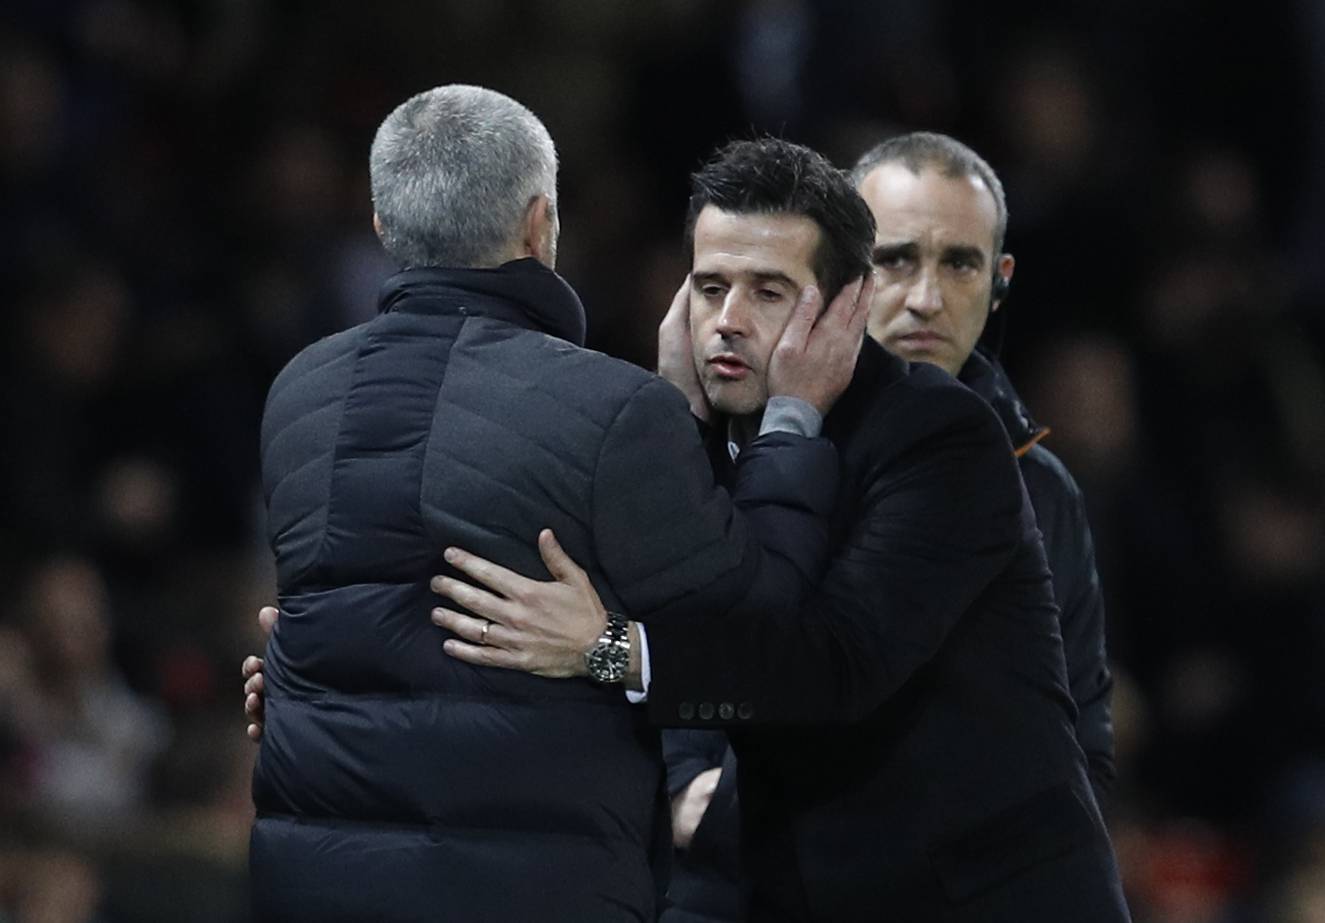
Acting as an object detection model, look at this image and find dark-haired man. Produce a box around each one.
[661,132,1118,922]
[425,137,1131,921]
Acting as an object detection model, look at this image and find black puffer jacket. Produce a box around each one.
[959,346,1115,797]
[251,260,838,923]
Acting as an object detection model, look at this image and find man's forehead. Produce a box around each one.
[691,206,821,276]
[859,163,998,251]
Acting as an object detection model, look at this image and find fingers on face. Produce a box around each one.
[846,275,873,334]
[799,284,822,322]
[856,273,877,321]
[670,276,690,311]
[836,276,864,319]
[779,285,819,348]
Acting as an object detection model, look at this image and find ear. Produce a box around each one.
[372,212,385,241]
[521,194,558,268]
[991,253,1015,313]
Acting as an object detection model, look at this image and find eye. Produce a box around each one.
[873,252,912,273]
[943,255,981,274]
[756,288,785,303]
[699,284,727,299]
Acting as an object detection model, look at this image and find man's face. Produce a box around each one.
[857,163,1010,375]
[688,205,822,417]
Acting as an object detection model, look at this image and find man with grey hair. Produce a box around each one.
[368,84,560,269]
[248,84,866,921]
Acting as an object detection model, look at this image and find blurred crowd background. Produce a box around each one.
[1,1,1323,920]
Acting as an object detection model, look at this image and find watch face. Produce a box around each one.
[588,643,628,683]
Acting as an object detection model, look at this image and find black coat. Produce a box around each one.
[958,347,1115,795]
[646,340,1130,922]
[251,260,840,923]
[660,347,1119,922]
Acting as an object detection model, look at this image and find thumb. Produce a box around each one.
[661,275,691,327]
[848,272,875,335]
[780,285,821,351]
[258,606,279,636]
[538,529,581,584]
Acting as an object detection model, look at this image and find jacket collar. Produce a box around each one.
[377,258,588,347]
[958,346,1049,456]
[822,336,908,444]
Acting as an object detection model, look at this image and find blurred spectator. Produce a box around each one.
[0,849,104,923]
[20,557,170,832]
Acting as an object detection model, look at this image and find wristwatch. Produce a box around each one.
[584,611,630,683]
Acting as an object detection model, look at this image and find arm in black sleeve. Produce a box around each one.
[590,377,838,625]
[1028,449,1117,800]
[646,388,1026,727]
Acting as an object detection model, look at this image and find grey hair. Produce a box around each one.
[369,85,558,269]
[851,131,1008,255]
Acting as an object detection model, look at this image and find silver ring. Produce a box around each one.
[480,620,491,645]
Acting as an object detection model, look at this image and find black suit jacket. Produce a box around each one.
[646,340,1130,922]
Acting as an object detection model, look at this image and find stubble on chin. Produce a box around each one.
[707,381,765,418]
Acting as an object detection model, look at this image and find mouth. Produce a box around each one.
[893,330,948,349]
[706,353,752,381]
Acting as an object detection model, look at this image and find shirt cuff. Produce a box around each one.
[759,396,823,438]
[625,623,651,704]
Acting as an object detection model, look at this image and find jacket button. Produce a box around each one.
[678,702,695,720]
[737,702,754,720]
[698,702,715,720]
[718,702,735,720]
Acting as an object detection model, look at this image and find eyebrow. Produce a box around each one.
[872,242,918,263]
[692,269,800,289]
[871,241,987,268]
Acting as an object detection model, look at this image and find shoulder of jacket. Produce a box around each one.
[868,361,1006,441]
[267,325,363,399]
[487,329,661,407]
[1019,442,1086,505]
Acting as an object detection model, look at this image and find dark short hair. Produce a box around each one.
[851,131,1008,255]
[685,138,876,300]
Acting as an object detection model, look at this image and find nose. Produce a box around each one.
[714,291,751,337]
[904,270,942,317]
